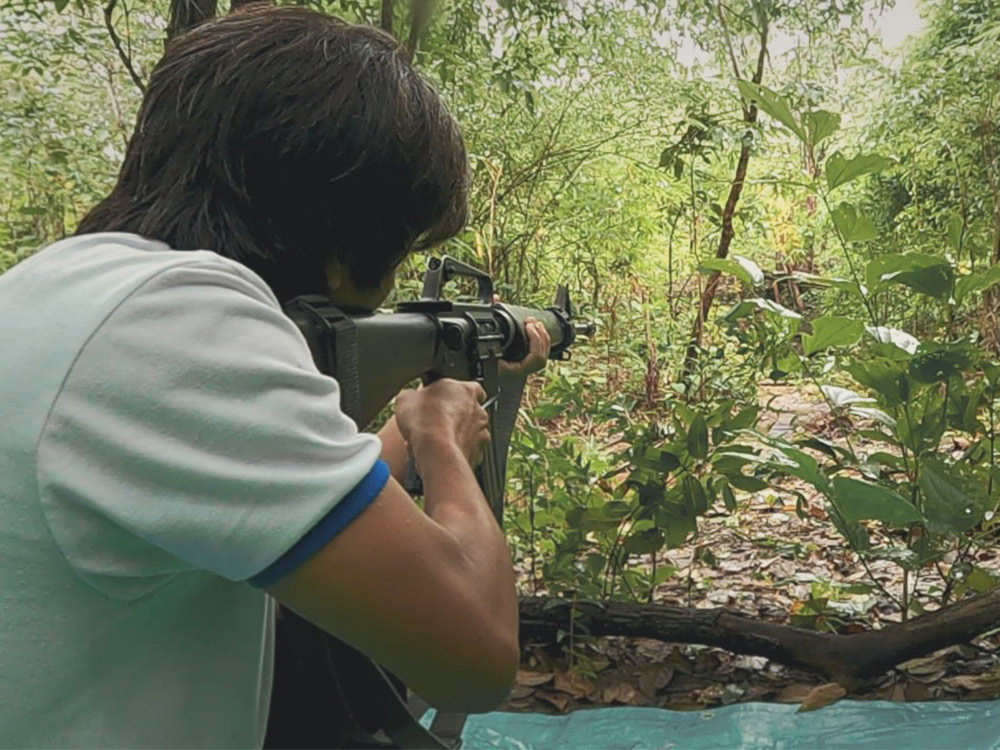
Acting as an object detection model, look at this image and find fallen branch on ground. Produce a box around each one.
[518,590,1000,687]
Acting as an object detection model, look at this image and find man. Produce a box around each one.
[0,6,548,747]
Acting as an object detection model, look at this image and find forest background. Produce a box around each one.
[5,0,1000,712]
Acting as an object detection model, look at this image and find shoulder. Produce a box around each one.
[20,232,280,311]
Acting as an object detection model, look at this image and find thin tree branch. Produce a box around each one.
[716,0,743,82]
[404,0,434,62]
[380,0,394,34]
[104,0,146,94]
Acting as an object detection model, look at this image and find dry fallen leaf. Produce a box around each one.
[942,674,1000,692]
[775,683,816,703]
[638,665,674,698]
[508,685,535,700]
[534,690,570,712]
[797,683,847,712]
[553,670,594,699]
[887,683,906,702]
[516,670,555,687]
[602,682,637,704]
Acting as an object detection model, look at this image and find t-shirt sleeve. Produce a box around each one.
[36,259,386,598]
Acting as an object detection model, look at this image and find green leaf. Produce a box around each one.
[831,203,878,243]
[947,213,965,252]
[849,406,897,428]
[803,110,840,148]
[737,80,805,141]
[909,343,975,384]
[652,564,678,586]
[635,448,681,474]
[966,567,998,594]
[865,326,919,355]
[687,415,709,459]
[624,528,665,555]
[787,273,867,298]
[767,443,831,494]
[722,404,759,432]
[727,297,803,321]
[698,254,764,287]
[865,253,955,300]
[920,457,991,535]
[682,476,709,514]
[831,477,922,527]
[727,474,769,492]
[585,553,606,579]
[722,483,737,512]
[802,316,864,355]
[955,265,1000,305]
[825,152,892,191]
[54,0,70,10]
[821,385,874,409]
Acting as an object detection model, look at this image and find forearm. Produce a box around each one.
[416,440,519,648]
[376,415,409,483]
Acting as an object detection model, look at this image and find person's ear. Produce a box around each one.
[325,256,345,292]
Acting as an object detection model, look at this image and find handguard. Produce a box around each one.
[265,257,593,750]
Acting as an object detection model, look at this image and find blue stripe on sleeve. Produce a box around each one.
[248,459,391,589]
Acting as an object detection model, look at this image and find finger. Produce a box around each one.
[527,323,544,357]
[470,381,487,403]
[492,293,501,304]
[532,321,550,357]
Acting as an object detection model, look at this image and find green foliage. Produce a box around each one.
[7,0,1000,619]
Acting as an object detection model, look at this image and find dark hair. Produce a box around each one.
[76,5,468,300]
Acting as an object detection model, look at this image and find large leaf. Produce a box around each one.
[865,325,919,355]
[831,203,878,243]
[832,477,922,527]
[821,385,874,409]
[687,415,709,459]
[848,359,909,406]
[849,406,898,428]
[788,273,867,298]
[908,343,975,384]
[624,528,665,555]
[955,265,1000,305]
[724,298,803,325]
[919,458,991,535]
[699,254,764,287]
[802,316,864,355]
[766,442,832,495]
[947,213,965,253]
[865,253,955,300]
[825,152,892,191]
[803,110,840,148]
[737,81,805,141]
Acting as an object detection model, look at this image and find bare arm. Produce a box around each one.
[266,380,518,713]
[377,415,408,483]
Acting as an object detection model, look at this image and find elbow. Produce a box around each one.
[424,634,520,714]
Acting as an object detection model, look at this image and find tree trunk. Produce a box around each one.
[519,591,1000,688]
[680,10,769,384]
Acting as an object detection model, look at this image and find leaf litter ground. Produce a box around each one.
[504,383,1000,716]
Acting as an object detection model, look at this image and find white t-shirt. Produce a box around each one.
[0,233,387,748]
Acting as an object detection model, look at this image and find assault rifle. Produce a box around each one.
[265,257,593,750]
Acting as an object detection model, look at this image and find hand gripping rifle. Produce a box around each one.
[264,257,593,750]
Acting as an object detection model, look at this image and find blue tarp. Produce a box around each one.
[423,702,1000,749]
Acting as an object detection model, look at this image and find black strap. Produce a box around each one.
[265,610,461,749]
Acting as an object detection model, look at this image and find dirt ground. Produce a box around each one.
[502,383,1000,715]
